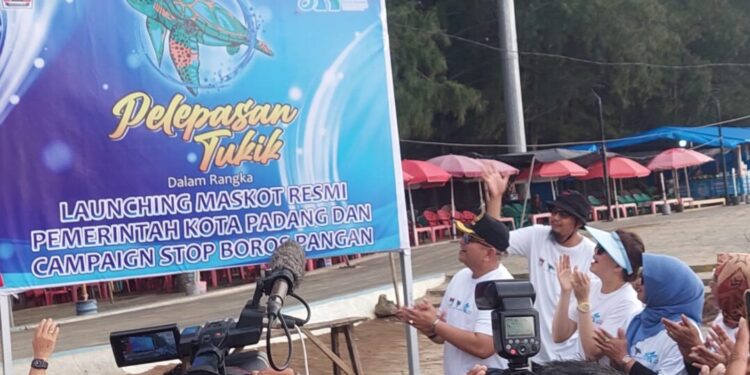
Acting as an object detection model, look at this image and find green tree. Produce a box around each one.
[386,0,484,142]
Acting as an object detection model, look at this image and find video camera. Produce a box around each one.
[110,241,308,375]
[475,280,540,375]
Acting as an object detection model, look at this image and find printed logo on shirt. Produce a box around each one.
[445,298,473,315]
[643,352,659,365]
[592,312,603,325]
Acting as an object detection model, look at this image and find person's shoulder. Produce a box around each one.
[452,267,473,281]
[493,264,515,280]
[579,235,596,250]
[512,224,550,236]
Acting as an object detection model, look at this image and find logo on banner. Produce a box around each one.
[126,0,272,96]
[2,0,32,9]
[298,0,368,12]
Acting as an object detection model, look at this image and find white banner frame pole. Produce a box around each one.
[400,248,420,374]
[1,295,13,375]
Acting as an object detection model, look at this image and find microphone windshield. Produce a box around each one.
[269,240,306,283]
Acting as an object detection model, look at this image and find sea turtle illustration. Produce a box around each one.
[127,0,273,95]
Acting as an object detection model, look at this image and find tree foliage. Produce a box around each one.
[387,0,750,157]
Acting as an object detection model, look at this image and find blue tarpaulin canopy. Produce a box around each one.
[568,126,750,152]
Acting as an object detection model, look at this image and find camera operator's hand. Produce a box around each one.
[29,318,59,375]
[593,328,629,370]
[556,255,574,294]
[466,364,488,375]
[571,270,590,302]
[663,315,703,359]
[32,318,59,361]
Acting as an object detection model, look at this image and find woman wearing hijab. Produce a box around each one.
[594,253,705,375]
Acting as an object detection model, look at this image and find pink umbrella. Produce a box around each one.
[403,170,414,184]
[647,148,713,171]
[401,160,451,187]
[427,154,483,238]
[517,160,588,180]
[583,157,651,180]
[402,160,452,242]
[478,159,519,176]
[427,154,484,178]
[518,160,588,200]
[647,148,713,205]
[581,157,651,219]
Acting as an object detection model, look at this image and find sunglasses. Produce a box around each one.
[550,208,572,219]
[461,234,491,248]
[595,245,607,255]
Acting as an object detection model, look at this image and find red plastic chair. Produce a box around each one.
[461,210,477,224]
[423,210,450,240]
[44,287,74,305]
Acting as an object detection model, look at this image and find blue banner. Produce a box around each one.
[0,0,406,291]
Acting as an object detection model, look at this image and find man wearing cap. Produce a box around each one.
[552,227,644,366]
[481,170,596,368]
[396,214,513,375]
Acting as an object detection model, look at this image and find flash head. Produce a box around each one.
[475,280,536,310]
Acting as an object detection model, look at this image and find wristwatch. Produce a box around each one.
[30,358,48,370]
[621,355,635,368]
[577,302,591,313]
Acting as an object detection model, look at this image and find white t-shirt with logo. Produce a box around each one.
[712,312,739,339]
[440,265,514,375]
[568,279,643,364]
[623,316,702,375]
[508,225,596,363]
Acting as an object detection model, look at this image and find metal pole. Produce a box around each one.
[593,89,613,220]
[450,179,456,239]
[712,97,730,201]
[497,0,527,153]
[399,249,421,375]
[1,295,13,375]
[408,188,418,246]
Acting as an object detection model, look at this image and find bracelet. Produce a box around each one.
[620,355,635,369]
[427,332,438,339]
[431,317,441,332]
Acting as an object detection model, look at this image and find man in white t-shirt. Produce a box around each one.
[396,214,514,374]
[482,171,596,369]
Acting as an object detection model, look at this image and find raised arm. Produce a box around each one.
[552,255,578,343]
[480,169,509,220]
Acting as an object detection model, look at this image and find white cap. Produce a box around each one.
[585,226,633,275]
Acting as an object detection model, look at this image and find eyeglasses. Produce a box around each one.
[461,234,491,248]
[595,245,607,255]
[550,208,572,219]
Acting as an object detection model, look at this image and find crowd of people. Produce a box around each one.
[397,169,750,375]
[21,169,750,375]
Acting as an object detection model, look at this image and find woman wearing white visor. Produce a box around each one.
[551,227,645,365]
